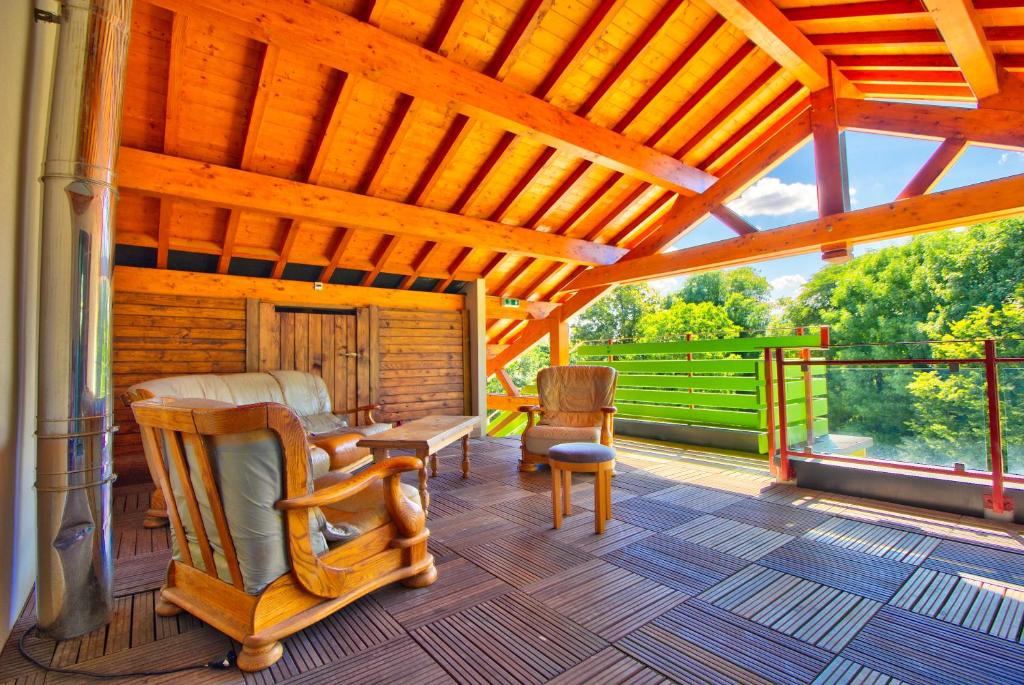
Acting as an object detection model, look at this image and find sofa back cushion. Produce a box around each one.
[220,373,286,405]
[537,365,618,427]
[268,370,349,435]
[131,374,235,403]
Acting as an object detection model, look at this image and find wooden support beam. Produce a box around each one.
[711,205,758,235]
[150,0,715,196]
[319,227,356,283]
[433,247,473,293]
[118,148,627,266]
[922,0,1000,98]
[399,241,440,290]
[487,344,509,361]
[495,369,520,396]
[113,266,466,311]
[360,235,400,287]
[549,317,570,366]
[486,297,559,321]
[896,137,968,199]
[810,86,850,217]
[701,0,834,91]
[836,98,1024,149]
[565,171,1024,290]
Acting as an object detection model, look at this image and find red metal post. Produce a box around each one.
[764,346,777,475]
[775,347,793,481]
[983,339,1013,515]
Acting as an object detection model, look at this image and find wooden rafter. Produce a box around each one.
[157,12,187,269]
[702,0,835,91]
[836,98,1024,149]
[566,172,1024,290]
[219,44,279,274]
[433,247,473,293]
[398,241,440,290]
[896,137,968,199]
[810,86,850,217]
[319,227,356,283]
[921,0,1000,98]
[359,236,400,287]
[711,206,758,235]
[150,0,715,196]
[118,148,627,266]
[703,85,807,173]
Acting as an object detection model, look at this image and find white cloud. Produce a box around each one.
[770,274,807,300]
[648,275,685,295]
[728,177,818,217]
[999,152,1024,166]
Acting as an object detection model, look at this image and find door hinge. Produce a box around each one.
[34,9,61,24]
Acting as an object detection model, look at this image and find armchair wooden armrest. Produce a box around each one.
[519,405,543,429]
[276,456,422,511]
[335,403,381,426]
[599,406,617,446]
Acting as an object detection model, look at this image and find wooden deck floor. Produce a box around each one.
[5,437,1024,684]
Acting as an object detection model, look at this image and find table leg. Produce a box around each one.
[461,434,470,479]
[371,446,389,464]
[416,448,430,517]
[430,452,438,478]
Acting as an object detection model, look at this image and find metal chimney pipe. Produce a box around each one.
[36,0,131,640]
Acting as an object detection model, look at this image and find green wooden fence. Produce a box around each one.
[488,332,829,454]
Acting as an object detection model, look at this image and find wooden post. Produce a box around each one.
[549,316,569,366]
[465,279,488,437]
[810,85,851,262]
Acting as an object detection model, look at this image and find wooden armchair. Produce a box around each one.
[519,365,618,471]
[131,398,435,672]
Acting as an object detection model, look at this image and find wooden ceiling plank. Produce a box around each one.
[711,205,759,235]
[148,0,715,195]
[922,0,1000,98]
[119,148,627,266]
[566,171,1024,290]
[702,0,833,91]
[833,55,959,70]
[399,241,441,290]
[783,0,927,22]
[319,227,356,284]
[359,235,401,287]
[810,86,851,217]
[157,12,188,270]
[836,98,1024,149]
[702,84,806,173]
[433,247,473,293]
[895,137,968,198]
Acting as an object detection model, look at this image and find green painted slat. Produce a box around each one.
[576,333,822,356]
[616,402,762,429]
[616,387,761,410]
[618,374,760,391]
[606,359,762,374]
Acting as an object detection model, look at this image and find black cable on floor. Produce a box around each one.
[18,624,236,680]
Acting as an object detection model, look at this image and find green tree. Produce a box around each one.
[676,268,772,333]
[635,300,740,342]
[571,283,662,343]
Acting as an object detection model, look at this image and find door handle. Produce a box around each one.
[341,352,359,358]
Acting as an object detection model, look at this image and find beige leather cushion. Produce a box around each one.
[315,472,421,543]
[523,424,601,456]
[301,412,350,436]
[342,422,393,437]
[269,370,334,417]
[219,373,286,405]
[537,366,617,427]
[308,445,331,480]
[131,374,234,403]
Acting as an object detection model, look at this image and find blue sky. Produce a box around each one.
[652,113,1024,300]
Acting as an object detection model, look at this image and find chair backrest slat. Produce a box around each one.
[139,424,193,567]
[164,429,219,578]
[183,432,245,590]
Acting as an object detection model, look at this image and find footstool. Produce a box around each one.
[548,442,615,534]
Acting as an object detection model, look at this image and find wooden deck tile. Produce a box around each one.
[892,567,1024,642]
[607,496,705,531]
[617,600,832,685]
[412,591,606,684]
[715,498,832,535]
[525,559,687,641]
[458,533,593,587]
[804,517,940,565]
[426,509,527,552]
[485,493,586,529]
[842,606,1024,685]
[452,482,536,506]
[756,485,852,515]
[601,469,682,496]
[374,557,512,629]
[278,635,453,685]
[541,513,655,555]
[667,515,794,561]
[605,534,749,595]
[547,646,672,684]
[924,540,1024,587]
[427,492,476,519]
[114,550,172,596]
[646,483,744,512]
[760,538,916,602]
[812,656,910,685]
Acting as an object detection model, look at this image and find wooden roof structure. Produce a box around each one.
[118,0,1024,372]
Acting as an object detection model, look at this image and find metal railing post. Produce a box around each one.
[983,339,1013,517]
[775,347,793,482]
[764,346,777,476]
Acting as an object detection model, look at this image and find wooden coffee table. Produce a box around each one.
[357,415,478,513]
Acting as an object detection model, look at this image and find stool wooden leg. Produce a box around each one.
[604,468,613,521]
[594,470,606,534]
[551,467,563,529]
[563,471,572,515]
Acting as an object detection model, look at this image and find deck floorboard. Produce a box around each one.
[5,436,1024,684]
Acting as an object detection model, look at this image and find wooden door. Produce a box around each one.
[251,302,377,420]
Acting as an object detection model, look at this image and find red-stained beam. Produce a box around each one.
[711,205,759,235]
[360,235,400,286]
[810,86,850,218]
[398,241,440,289]
[832,55,959,70]
[433,247,473,293]
[807,26,1024,46]
[783,0,925,21]
[843,70,967,84]
[895,137,968,199]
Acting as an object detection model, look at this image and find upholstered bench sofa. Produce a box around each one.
[123,370,391,525]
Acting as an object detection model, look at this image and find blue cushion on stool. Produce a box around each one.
[548,442,615,464]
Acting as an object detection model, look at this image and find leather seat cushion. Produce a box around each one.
[522,424,601,456]
[313,433,372,471]
[548,442,615,464]
[315,471,421,543]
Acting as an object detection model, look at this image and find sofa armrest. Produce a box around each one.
[335,403,381,426]
[519,405,543,430]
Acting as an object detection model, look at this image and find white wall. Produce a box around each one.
[0,0,55,644]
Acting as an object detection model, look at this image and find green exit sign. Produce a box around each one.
[501,297,520,307]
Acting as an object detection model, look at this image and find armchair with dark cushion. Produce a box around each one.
[519,365,618,471]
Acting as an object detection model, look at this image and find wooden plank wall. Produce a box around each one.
[377,309,467,423]
[113,291,247,484]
